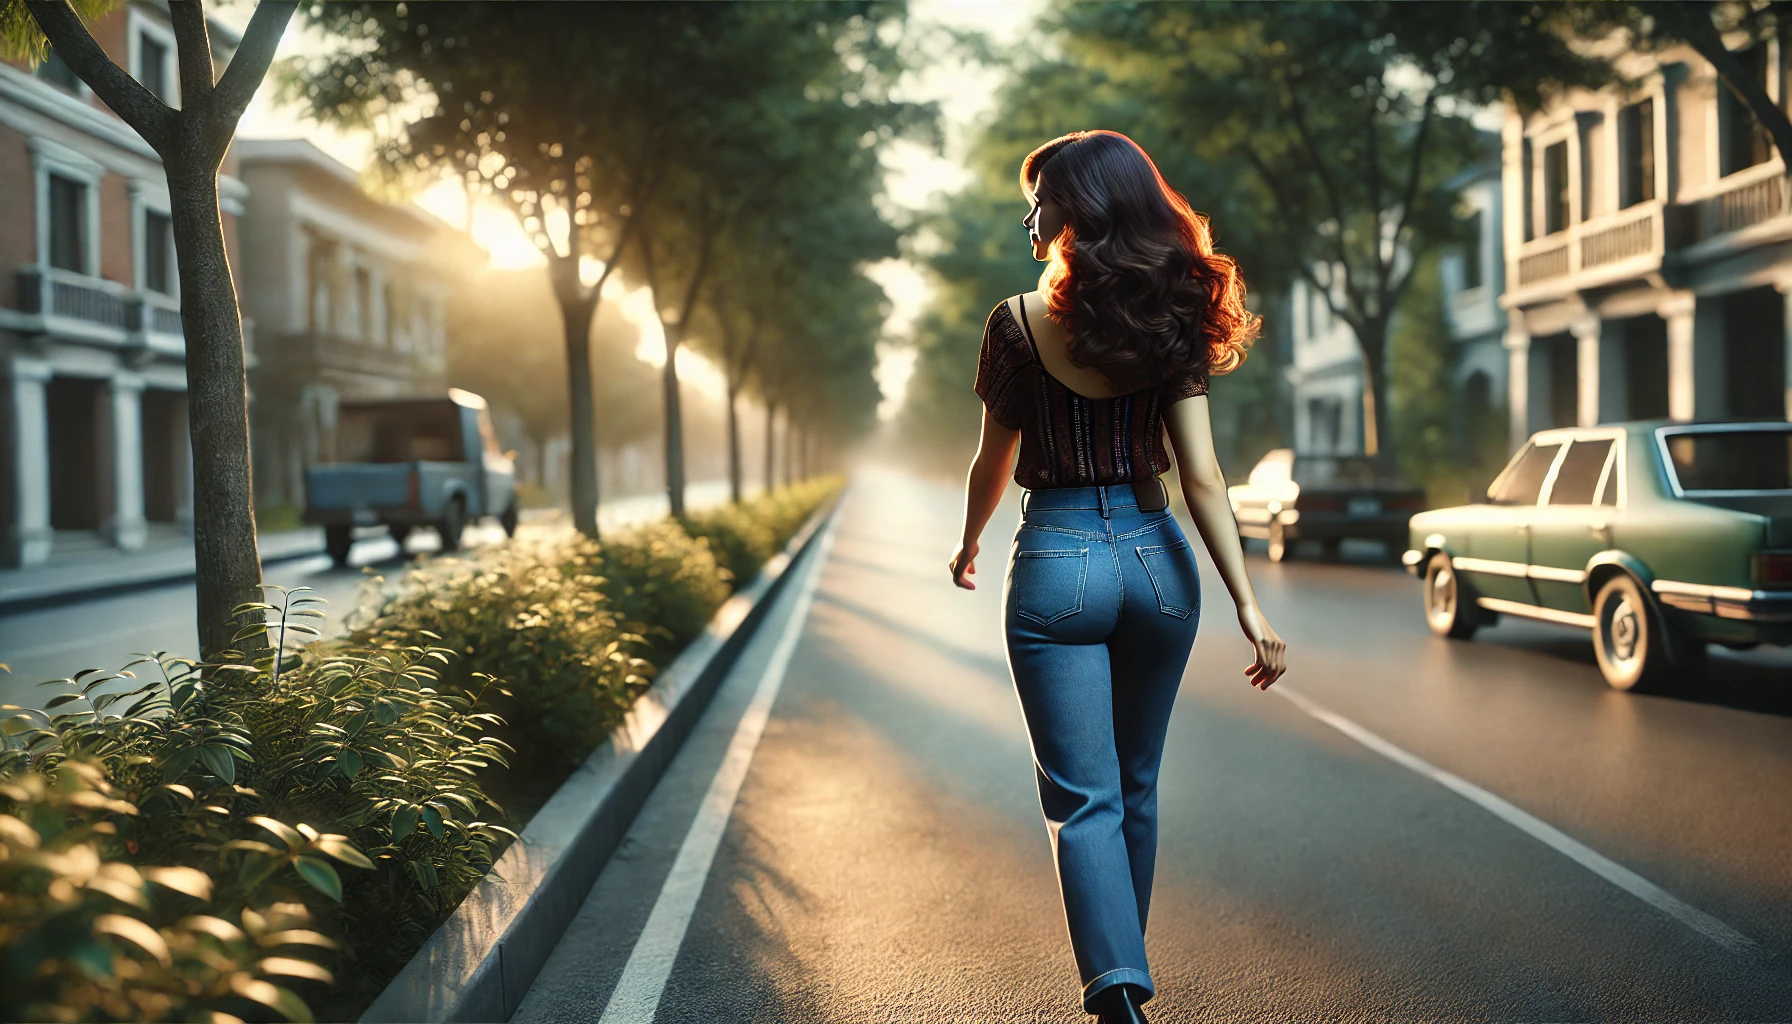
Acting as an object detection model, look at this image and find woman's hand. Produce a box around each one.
[949,540,979,590]
[1237,603,1286,690]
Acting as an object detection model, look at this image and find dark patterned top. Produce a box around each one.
[973,297,1209,490]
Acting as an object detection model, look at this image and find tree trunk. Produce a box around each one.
[559,296,601,537]
[764,400,776,495]
[725,375,742,504]
[782,411,794,488]
[1356,319,1393,459]
[167,167,262,660]
[661,326,686,518]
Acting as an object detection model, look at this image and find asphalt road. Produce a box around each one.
[516,463,1792,1024]
[0,482,741,712]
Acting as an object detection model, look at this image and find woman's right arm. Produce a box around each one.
[950,407,1021,591]
[1163,394,1287,689]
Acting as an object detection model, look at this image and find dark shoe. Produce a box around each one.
[1092,982,1150,1024]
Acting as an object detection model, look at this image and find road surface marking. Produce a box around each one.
[597,500,845,1024]
[1274,685,1763,958]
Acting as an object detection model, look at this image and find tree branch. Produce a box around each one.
[1670,1,1792,171]
[167,0,214,111]
[1379,91,1437,319]
[1284,82,1364,316]
[27,0,173,151]
[208,0,296,158]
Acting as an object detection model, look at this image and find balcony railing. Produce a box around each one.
[1581,212,1657,268]
[1670,163,1792,248]
[13,265,185,354]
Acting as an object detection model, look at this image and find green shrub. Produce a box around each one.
[679,475,843,590]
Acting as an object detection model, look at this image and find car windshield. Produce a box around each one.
[334,401,464,463]
[1663,429,1792,493]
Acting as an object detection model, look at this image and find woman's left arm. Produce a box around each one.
[950,407,1021,590]
[1164,394,1287,689]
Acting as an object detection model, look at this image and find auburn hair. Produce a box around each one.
[1020,130,1259,392]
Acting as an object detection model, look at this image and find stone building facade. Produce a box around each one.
[236,139,478,511]
[1501,37,1792,449]
[0,2,244,567]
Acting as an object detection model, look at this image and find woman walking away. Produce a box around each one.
[948,130,1287,1024]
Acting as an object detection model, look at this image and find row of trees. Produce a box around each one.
[1,0,928,656]
[900,0,1792,475]
[282,1,928,524]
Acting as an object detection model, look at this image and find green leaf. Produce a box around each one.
[159,745,199,780]
[198,744,236,784]
[337,748,363,779]
[293,856,342,901]
[312,835,374,870]
[248,816,306,852]
[390,804,418,840]
[419,805,444,838]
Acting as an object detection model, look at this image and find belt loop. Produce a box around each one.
[1021,489,1031,513]
[1097,483,1111,519]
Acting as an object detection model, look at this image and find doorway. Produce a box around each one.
[141,389,187,524]
[1722,286,1786,418]
[46,376,108,532]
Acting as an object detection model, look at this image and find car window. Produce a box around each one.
[1489,442,1561,505]
[1664,430,1792,492]
[1548,438,1613,505]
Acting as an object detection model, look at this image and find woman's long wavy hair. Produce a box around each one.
[1022,131,1259,392]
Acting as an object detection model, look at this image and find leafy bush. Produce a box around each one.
[678,476,843,590]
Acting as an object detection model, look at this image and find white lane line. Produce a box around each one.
[597,502,845,1024]
[1274,685,1763,958]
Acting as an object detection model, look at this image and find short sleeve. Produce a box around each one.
[1159,364,1209,403]
[973,302,1029,429]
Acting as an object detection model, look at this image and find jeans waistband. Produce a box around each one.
[1022,482,1142,513]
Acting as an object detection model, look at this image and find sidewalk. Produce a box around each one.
[0,528,327,612]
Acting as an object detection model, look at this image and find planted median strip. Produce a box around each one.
[0,478,843,1024]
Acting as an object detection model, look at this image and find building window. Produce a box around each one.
[1543,141,1569,235]
[37,47,81,92]
[47,174,87,273]
[1721,46,1772,176]
[1460,208,1483,290]
[1580,118,1602,221]
[143,210,174,295]
[355,267,374,342]
[1618,99,1655,208]
[137,32,171,104]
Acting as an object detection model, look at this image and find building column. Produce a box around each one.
[1503,321,1531,451]
[5,360,53,566]
[1663,294,1697,422]
[108,373,147,551]
[1570,313,1603,427]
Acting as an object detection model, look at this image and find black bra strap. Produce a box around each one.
[1015,294,1044,363]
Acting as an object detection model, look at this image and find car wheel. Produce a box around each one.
[438,498,466,553]
[1593,574,1677,692]
[1424,553,1479,639]
[499,501,519,538]
[389,524,412,550]
[1267,520,1291,563]
[325,525,353,568]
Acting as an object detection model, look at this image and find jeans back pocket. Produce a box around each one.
[1010,547,1089,625]
[1136,539,1198,619]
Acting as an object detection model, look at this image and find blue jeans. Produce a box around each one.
[1001,482,1202,1013]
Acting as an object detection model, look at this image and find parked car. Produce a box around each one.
[1228,448,1428,562]
[1403,420,1792,691]
[304,389,518,566]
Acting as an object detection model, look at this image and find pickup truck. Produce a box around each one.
[304,389,518,566]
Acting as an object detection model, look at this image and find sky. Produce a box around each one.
[230,0,1045,420]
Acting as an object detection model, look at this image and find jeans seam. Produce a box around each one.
[1136,542,1194,618]
[1020,522,1101,541]
[1114,515,1173,540]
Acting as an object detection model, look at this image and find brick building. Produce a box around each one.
[0,1,244,566]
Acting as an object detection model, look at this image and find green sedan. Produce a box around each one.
[1402,420,1792,691]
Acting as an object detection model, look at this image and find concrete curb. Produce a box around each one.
[0,529,329,613]
[359,487,847,1024]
